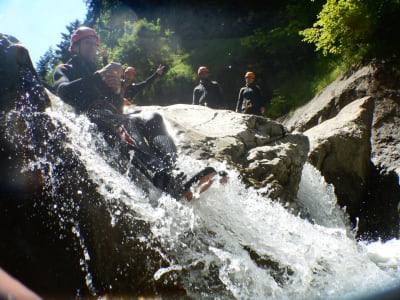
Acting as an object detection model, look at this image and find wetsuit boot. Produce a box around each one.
[152,167,227,201]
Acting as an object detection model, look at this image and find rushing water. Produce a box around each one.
[46,96,400,299]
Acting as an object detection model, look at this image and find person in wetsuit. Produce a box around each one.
[236,71,266,116]
[192,66,225,108]
[120,65,165,106]
[53,26,220,200]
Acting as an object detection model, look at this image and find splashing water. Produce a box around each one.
[46,95,400,299]
[296,163,352,230]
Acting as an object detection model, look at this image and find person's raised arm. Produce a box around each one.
[124,64,165,100]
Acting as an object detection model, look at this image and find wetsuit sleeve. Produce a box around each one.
[53,64,106,111]
[253,86,265,110]
[125,71,160,99]
[236,88,244,112]
[193,86,200,105]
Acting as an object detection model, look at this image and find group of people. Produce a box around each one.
[193,66,266,116]
[53,26,226,201]
[53,26,267,200]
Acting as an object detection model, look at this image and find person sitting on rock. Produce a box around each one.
[53,26,226,200]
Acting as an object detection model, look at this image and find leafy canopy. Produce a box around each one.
[300,0,400,63]
[37,0,400,118]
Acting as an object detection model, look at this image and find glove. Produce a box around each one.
[97,62,122,94]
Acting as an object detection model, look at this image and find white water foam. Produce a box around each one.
[47,96,400,299]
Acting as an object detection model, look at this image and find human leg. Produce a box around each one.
[137,111,177,167]
[120,112,228,200]
[128,112,229,200]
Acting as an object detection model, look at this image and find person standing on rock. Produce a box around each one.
[193,66,225,108]
[53,26,225,200]
[236,71,266,115]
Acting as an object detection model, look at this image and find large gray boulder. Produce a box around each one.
[304,97,374,219]
[281,60,400,240]
[140,104,309,204]
[279,64,374,133]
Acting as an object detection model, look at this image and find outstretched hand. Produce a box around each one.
[97,62,122,94]
[156,64,165,75]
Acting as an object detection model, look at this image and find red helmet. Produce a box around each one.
[245,71,255,79]
[125,66,136,76]
[197,66,209,76]
[69,26,100,52]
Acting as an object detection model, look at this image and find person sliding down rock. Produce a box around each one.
[53,26,227,200]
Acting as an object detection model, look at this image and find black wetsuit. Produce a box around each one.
[193,79,224,108]
[53,56,183,197]
[236,82,264,115]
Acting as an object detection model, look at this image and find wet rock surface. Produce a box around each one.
[281,60,400,240]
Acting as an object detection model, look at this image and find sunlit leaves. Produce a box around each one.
[300,0,400,63]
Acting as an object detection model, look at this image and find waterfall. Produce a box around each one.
[46,95,400,299]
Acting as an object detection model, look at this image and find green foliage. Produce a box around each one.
[156,54,195,105]
[36,20,82,87]
[105,17,193,104]
[36,47,55,82]
[300,0,400,64]
[300,0,369,61]
[37,0,400,119]
[267,55,344,118]
[268,92,291,119]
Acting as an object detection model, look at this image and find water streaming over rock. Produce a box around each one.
[42,95,400,299]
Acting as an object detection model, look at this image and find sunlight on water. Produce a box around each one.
[47,95,400,299]
[363,239,400,277]
[296,163,352,230]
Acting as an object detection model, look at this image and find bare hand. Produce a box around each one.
[98,62,122,94]
[156,64,165,75]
